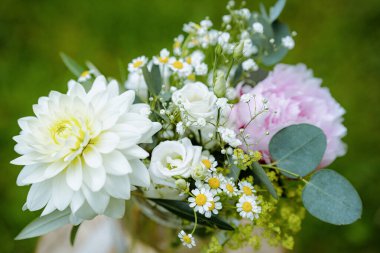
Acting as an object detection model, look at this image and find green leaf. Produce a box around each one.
[60,53,85,77]
[70,225,80,246]
[269,124,327,178]
[262,21,290,66]
[269,0,287,22]
[142,64,162,95]
[149,198,234,231]
[302,169,362,225]
[251,162,278,199]
[15,209,71,240]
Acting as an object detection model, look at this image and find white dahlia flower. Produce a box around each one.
[12,76,161,221]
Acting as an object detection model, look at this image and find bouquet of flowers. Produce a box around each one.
[12,0,362,252]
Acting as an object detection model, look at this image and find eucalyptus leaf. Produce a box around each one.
[269,0,287,22]
[142,64,162,95]
[302,169,362,225]
[149,198,234,231]
[227,163,241,181]
[269,124,327,178]
[15,209,71,240]
[251,162,278,199]
[60,53,85,77]
[262,21,290,66]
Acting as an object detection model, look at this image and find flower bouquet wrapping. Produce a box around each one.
[12,0,362,252]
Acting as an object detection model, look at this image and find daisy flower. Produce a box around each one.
[204,195,222,218]
[128,56,148,72]
[205,173,225,194]
[236,195,261,220]
[221,178,238,197]
[78,70,93,82]
[201,152,218,172]
[168,57,192,77]
[153,48,170,65]
[178,230,196,248]
[238,181,256,196]
[188,187,213,215]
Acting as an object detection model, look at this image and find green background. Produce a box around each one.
[1,0,379,252]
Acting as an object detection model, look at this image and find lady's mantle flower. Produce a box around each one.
[12,76,161,220]
[188,187,213,215]
[236,195,261,220]
[178,230,196,248]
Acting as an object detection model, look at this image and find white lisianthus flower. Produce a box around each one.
[149,138,202,187]
[172,82,217,121]
[12,76,161,220]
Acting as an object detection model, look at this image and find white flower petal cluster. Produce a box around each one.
[218,126,242,147]
[12,76,161,220]
[149,138,202,187]
[236,195,261,220]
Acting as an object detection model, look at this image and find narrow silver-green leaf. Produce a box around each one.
[269,124,327,178]
[251,162,278,199]
[149,198,234,231]
[302,169,362,225]
[269,0,287,22]
[70,224,80,245]
[142,64,162,95]
[15,209,71,240]
[60,53,85,77]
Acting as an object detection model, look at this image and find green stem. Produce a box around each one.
[191,209,198,234]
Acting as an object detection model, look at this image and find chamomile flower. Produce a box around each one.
[153,48,170,65]
[205,173,225,194]
[188,188,213,215]
[238,181,256,196]
[221,178,238,197]
[201,153,218,172]
[195,63,208,76]
[173,35,184,55]
[78,70,93,82]
[128,56,148,72]
[187,50,205,66]
[169,58,192,77]
[204,195,222,218]
[178,230,196,248]
[236,195,261,220]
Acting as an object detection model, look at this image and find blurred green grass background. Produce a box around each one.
[1,0,379,252]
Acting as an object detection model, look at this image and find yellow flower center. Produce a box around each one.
[187,73,196,81]
[172,61,183,69]
[209,201,215,211]
[242,186,253,196]
[208,178,220,189]
[202,159,212,169]
[195,193,207,206]
[174,41,181,48]
[226,184,234,193]
[133,60,144,68]
[159,57,168,63]
[186,57,192,64]
[242,202,253,212]
[183,235,192,244]
[80,70,90,78]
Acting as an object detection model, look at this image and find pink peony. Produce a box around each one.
[231,64,347,167]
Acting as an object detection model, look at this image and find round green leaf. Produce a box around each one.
[269,123,327,178]
[302,169,362,225]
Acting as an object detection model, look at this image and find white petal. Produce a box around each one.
[67,81,86,98]
[103,150,132,175]
[95,132,120,154]
[66,158,83,191]
[70,191,85,213]
[104,175,131,199]
[83,164,106,191]
[139,122,162,143]
[121,145,149,159]
[129,159,150,187]
[17,164,47,186]
[73,201,97,220]
[104,198,125,219]
[87,76,107,100]
[41,199,56,216]
[82,186,110,214]
[26,181,52,211]
[83,145,102,168]
[52,174,73,211]
[44,161,69,179]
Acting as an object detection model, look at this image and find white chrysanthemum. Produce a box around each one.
[12,76,161,220]
[178,230,196,248]
[128,56,148,72]
[204,195,222,218]
[236,195,261,220]
[188,187,213,215]
[221,178,238,197]
[238,181,256,196]
[204,172,225,194]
